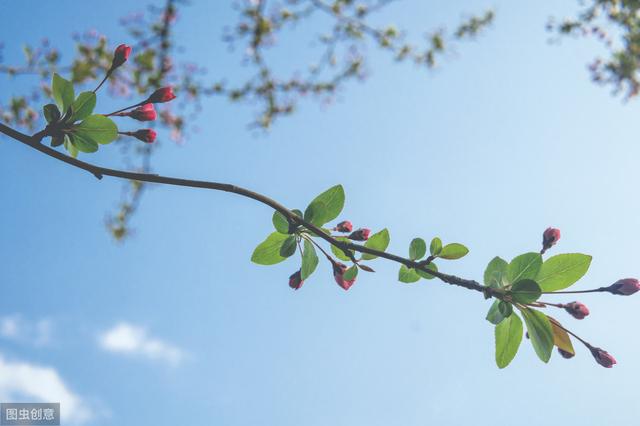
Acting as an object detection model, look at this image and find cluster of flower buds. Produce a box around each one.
[104,44,177,144]
[563,301,589,320]
[333,220,370,241]
[541,227,560,254]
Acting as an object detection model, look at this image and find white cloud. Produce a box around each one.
[98,322,185,366]
[0,315,53,346]
[0,354,92,424]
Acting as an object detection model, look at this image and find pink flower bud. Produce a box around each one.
[348,228,370,241]
[128,103,157,121]
[542,227,561,253]
[333,262,356,290]
[111,44,131,70]
[606,278,640,296]
[289,270,304,290]
[131,129,157,143]
[334,221,353,233]
[147,86,176,103]
[564,301,590,320]
[558,348,575,359]
[590,347,616,368]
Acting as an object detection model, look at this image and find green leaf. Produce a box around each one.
[439,243,469,260]
[536,253,592,292]
[495,313,523,368]
[486,300,506,325]
[498,301,513,317]
[69,133,98,153]
[301,239,319,280]
[303,185,345,226]
[75,114,118,145]
[279,235,297,258]
[550,318,575,356]
[398,265,421,283]
[70,91,96,122]
[63,135,78,158]
[484,256,508,287]
[507,253,542,285]
[430,237,442,256]
[362,228,390,260]
[251,232,290,265]
[331,237,353,261]
[510,279,542,304]
[272,211,290,234]
[43,104,61,124]
[416,262,438,280]
[409,238,427,260]
[343,265,358,281]
[521,308,554,363]
[52,73,75,111]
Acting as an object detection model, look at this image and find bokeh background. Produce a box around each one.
[1,1,638,425]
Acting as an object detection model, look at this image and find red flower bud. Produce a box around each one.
[590,347,616,368]
[564,301,590,320]
[147,86,176,103]
[334,220,353,233]
[558,348,575,359]
[111,44,132,70]
[542,227,561,253]
[289,270,304,290]
[333,262,356,290]
[606,278,640,296]
[128,103,157,121]
[131,129,157,143]
[348,228,370,241]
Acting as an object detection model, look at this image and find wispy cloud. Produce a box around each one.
[0,315,52,346]
[98,322,185,366]
[0,354,92,424]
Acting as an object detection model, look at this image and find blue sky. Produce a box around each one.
[1,1,639,425]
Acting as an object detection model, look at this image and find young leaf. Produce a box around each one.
[43,104,61,124]
[279,235,297,258]
[484,256,508,287]
[438,243,469,260]
[69,133,98,153]
[486,300,506,325]
[251,232,290,265]
[429,237,442,256]
[536,253,592,292]
[63,135,78,158]
[362,228,390,260]
[52,73,75,111]
[70,91,97,122]
[343,265,358,281]
[272,211,290,234]
[301,240,319,280]
[303,185,345,226]
[521,308,554,363]
[510,279,542,304]
[507,253,542,285]
[75,115,118,145]
[416,262,438,280]
[498,301,513,317]
[409,238,427,260]
[495,313,523,368]
[549,318,575,356]
[331,237,353,261]
[398,265,420,283]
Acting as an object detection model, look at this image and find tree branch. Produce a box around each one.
[0,121,493,297]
